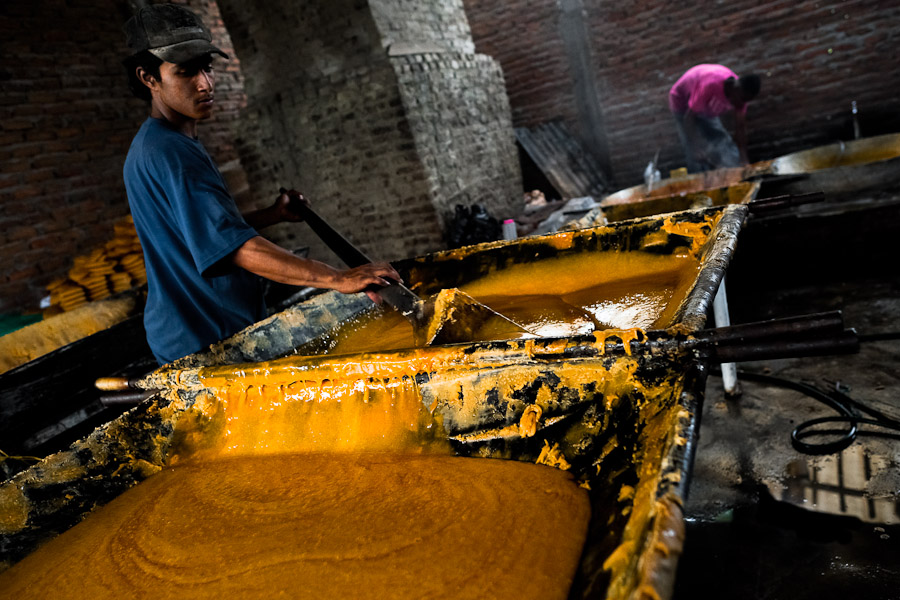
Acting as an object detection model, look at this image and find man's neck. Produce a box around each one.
[150,102,198,139]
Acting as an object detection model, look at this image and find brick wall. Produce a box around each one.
[371,0,476,54]
[377,0,521,230]
[587,0,900,184]
[0,0,248,313]
[4,1,896,313]
[463,0,579,128]
[393,52,521,224]
[0,0,522,313]
[234,60,446,264]
[218,0,440,263]
[463,0,900,186]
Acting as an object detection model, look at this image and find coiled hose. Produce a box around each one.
[720,331,900,455]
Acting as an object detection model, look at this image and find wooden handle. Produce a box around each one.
[280,187,371,267]
[95,377,134,392]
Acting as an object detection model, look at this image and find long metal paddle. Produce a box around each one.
[284,189,532,345]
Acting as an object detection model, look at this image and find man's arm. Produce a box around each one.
[232,236,400,302]
[235,188,399,301]
[734,110,749,164]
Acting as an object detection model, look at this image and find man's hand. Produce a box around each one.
[334,262,403,304]
[275,188,310,223]
[242,188,310,230]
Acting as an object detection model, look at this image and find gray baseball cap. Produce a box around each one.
[124,4,228,64]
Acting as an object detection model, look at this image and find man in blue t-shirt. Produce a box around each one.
[122,4,400,364]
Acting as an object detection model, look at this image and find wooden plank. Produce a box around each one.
[516,121,609,199]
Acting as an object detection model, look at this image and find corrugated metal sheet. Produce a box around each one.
[516,121,610,199]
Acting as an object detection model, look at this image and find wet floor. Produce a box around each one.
[672,197,900,599]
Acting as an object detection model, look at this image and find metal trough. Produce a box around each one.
[567,167,756,226]
[0,205,748,600]
[602,167,747,203]
[592,180,759,224]
[759,132,900,197]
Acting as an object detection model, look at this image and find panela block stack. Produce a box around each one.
[47,216,146,313]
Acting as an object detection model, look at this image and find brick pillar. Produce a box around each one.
[215,0,521,264]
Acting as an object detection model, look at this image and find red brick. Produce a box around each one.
[12,185,41,200]
[24,129,56,142]
[9,225,38,241]
[0,173,22,189]
[24,168,54,184]
[5,265,40,282]
[29,233,70,251]
[1,118,35,131]
[2,159,30,173]
[56,127,82,139]
[0,132,25,145]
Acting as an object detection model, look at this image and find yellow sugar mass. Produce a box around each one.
[0,453,591,600]
[324,249,697,355]
[214,374,442,455]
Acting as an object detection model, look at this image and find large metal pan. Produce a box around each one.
[760,133,900,197]
[0,206,748,600]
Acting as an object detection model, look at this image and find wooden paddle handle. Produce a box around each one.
[95,377,138,392]
[280,188,371,267]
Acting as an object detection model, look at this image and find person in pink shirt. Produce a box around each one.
[669,64,761,172]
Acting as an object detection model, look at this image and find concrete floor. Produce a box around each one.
[671,197,900,599]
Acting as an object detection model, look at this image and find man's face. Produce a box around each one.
[153,55,216,121]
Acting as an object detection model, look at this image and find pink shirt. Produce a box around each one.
[669,64,746,117]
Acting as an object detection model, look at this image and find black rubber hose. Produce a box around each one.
[717,369,900,455]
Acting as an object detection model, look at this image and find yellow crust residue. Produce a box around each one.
[0,295,137,374]
[536,440,572,471]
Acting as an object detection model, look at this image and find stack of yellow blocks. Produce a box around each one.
[119,254,147,287]
[70,251,117,302]
[46,280,88,312]
[47,215,147,312]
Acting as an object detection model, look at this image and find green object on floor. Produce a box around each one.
[0,313,43,338]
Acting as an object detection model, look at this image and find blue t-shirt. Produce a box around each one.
[124,117,265,365]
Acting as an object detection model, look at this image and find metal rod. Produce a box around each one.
[712,329,859,363]
[700,310,844,345]
[281,188,373,268]
[99,390,156,406]
[748,191,826,213]
[596,313,856,363]
[712,277,740,396]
